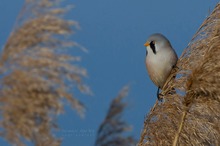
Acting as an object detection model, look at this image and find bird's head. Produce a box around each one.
[144,33,171,55]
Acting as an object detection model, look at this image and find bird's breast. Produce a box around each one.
[146,50,176,88]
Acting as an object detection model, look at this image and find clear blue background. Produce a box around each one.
[0,0,218,146]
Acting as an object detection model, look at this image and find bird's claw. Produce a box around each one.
[157,93,164,102]
[157,87,164,102]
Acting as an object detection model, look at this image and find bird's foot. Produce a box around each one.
[157,93,164,102]
[157,87,164,102]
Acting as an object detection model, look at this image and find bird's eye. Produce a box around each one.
[150,41,156,54]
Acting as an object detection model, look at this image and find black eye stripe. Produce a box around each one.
[150,41,156,54]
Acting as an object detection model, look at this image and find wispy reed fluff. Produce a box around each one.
[0,0,88,145]
[95,86,136,146]
[138,3,220,146]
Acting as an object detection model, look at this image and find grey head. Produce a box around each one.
[144,33,172,55]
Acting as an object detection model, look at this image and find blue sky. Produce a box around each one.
[0,0,219,146]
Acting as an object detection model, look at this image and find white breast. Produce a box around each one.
[146,46,177,88]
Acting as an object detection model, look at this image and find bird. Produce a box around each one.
[144,33,178,101]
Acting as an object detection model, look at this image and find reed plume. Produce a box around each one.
[0,0,88,145]
[138,3,220,146]
[95,86,136,146]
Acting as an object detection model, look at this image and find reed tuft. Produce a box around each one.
[0,0,88,145]
[138,3,220,146]
[95,86,136,146]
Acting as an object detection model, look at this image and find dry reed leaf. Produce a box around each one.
[138,3,220,146]
[95,85,137,146]
[0,0,88,145]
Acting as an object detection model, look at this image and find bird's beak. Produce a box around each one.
[144,42,150,47]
